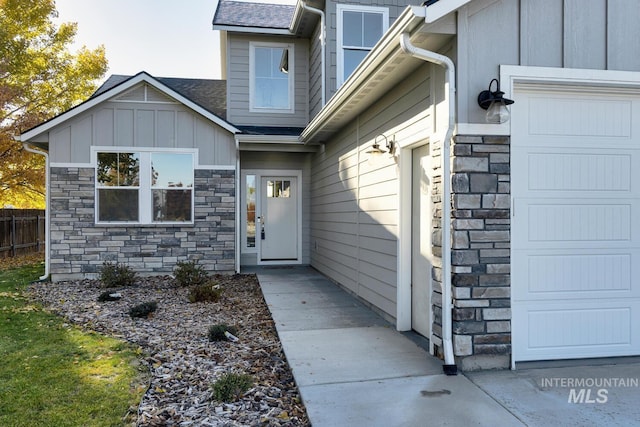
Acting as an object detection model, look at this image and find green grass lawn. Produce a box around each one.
[0,260,148,427]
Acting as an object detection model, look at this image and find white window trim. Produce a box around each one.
[336,4,389,87]
[249,42,295,114]
[92,146,197,226]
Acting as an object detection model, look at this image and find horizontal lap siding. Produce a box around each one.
[311,66,431,320]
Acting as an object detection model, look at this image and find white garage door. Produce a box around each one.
[512,84,640,362]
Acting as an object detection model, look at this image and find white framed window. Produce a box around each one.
[94,148,195,225]
[249,42,295,113]
[337,4,389,87]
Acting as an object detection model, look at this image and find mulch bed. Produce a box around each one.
[28,274,310,426]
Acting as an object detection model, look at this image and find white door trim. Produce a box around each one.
[398,139,432,340]
[242,169,303,266]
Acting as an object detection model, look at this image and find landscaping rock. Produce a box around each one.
[28,274,309,426]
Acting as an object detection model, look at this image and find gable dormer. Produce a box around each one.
[212,0,416,126]
[213,1,310,130]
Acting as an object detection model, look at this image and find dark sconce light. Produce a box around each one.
[477,78,514,124]
[366,134,395,157]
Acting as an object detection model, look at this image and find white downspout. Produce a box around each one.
[400,33,457,375]
[301,2,326,106]
[22,142,50,281]
[235,136,241,273]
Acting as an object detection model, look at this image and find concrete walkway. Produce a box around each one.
[251,266,524,426]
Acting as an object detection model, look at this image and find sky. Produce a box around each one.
[54,0,298,82]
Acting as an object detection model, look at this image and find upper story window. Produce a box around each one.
[96,149,195,224]
[337,4,389,87]
[250,42,295,113]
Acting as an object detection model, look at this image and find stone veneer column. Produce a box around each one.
[49,167,236,281]
[449,135,511,370]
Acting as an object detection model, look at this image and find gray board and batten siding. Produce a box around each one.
[457,0,640,124]
[48,83,236,167]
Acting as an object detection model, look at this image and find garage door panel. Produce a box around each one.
[513,198,639,249]
[527,152,632,192]
[526,93,632,140]
[512,86,640,362]
[512,148,640,196]
[512,251,636,300]
[512,300,639,361]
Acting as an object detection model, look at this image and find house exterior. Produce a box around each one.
[21,0,640,371]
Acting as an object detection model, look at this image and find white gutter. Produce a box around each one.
[301,2,326,106]
[22,142,50,281]
[400,32,457,376]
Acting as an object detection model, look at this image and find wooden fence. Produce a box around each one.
[0,209,46,258]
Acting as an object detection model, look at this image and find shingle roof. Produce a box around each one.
[212,0,295,30]
[93,74,227,119]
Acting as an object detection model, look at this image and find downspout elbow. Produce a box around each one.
[21,142,50,281]
[400,32,457,375]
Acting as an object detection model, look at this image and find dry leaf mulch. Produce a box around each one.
[28,274,310,426]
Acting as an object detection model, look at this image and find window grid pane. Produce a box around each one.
[253,46,291,110]
[153,189,192,222]
[97,152,140,187]
[98,189,139,222]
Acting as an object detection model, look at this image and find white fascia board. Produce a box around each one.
[424,0,472,23]
[212,24,292,36]
[20,72,239,142]
[236,134,301,144]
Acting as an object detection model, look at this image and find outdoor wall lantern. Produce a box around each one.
[366,134,395,157]
[477,78,514,124]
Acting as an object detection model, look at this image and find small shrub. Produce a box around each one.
[174,260,209,287]
[99,262,137,288]
[128,301,158,318]
[97,291,122,302]
[188,282,222,303]
[212,372,253,402]
[208,324,238,342]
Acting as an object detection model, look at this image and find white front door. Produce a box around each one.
[512,85,640,362]
[411,145,432,337]
[259,176,298,261]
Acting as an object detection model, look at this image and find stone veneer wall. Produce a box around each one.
[49,167,235,281]
[449,135,511,370]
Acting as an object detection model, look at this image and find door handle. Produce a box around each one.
[259,216,266,240]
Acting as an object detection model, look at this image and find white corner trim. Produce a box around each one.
[50,162,94,169]
[456,123,510,136]
[196,165,236,171]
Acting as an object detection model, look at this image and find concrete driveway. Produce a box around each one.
[466,358,640,426]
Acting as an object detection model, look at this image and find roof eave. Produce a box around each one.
[301,6,426,142]
[301,1,467,143]
[212,24,292,36]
